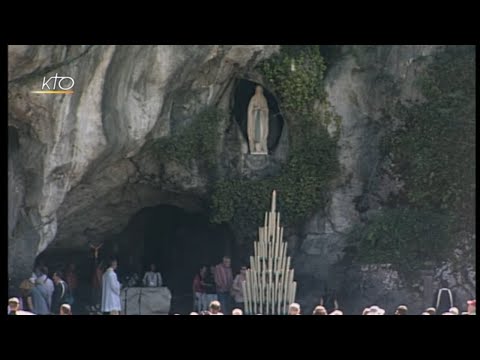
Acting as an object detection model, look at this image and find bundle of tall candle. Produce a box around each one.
[242,190,297,315]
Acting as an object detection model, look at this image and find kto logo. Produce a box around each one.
[31,73,75,94]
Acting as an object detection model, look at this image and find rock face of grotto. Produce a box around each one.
[8,45,475,314]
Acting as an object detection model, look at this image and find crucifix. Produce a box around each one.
[89,242,103,264]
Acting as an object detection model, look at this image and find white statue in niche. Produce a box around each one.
[247,85,269,155]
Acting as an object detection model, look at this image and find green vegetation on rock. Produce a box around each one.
[210,46,340,235]
[151,107,224,170]
[390,45,475,234]
[259,45,326,114]
[352,45,475,270]
[350,208,453,274]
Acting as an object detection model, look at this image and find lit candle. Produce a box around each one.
[243,276,249,314]
[268,257,273,285]
[271,282,275,315]
[279,273,284,313]
[251,270,256,314]
[289,271,295,303]
[272,190,276,212]
[277,275,283,314]
[266,280,270,315]
[284,277,290,314]
[272,226,278,259]
[250,271,255,315]
[288,282,293,305]
[258,271,262,314]
[291,282,297,304]
[278,241,284,270]
[273,282,277,314]
[268,211,273,241]
[275,213,281,249]
[273,274,278,314]
[257,251,261,272]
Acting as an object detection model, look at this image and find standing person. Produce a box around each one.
[204,266,218,308]
[395,305,408,315]
[320,287,338,314]
[312,305,327,315]
[467,299,476,315]
[35,266,54,311]
[19,279,34,312]
[60,304,72,315]
[208,300,223,315]
[433,281,454,315]
[192,265,207,312]
[143,263,163,287]
[288,303,301,315]
[64,263,78,305]
[8,298,20,315]
[231,266,247,311]
[91,260,104,312]
[31,278,50,315]
[8,297,34,315]
[214,256,233,314]
[51,271,70,315]
[101,259,121,315]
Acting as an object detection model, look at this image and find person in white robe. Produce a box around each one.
[101,259,121,315]
[143,263,163,287]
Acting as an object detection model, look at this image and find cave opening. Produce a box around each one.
[233,79,284,152]
[110,204,238,313]
[36,204,240,314]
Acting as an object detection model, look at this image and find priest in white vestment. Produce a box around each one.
[101,259,121,315]
[143,263,163,287]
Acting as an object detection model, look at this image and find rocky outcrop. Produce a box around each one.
[8,45,279,284]
[292,45,474,313]
[295,46,444,270]
[8,45,475,313]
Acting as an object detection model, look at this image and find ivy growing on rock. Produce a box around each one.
[349,208,453,276]
[351,45,475,271]
[259,45,326,114]
[210,46,340,235]
[389,45,475,234]
[151,107,224,170]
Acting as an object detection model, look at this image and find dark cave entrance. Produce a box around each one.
[233,79,284,152]
[35,204,240,314]
[114,204,238,313]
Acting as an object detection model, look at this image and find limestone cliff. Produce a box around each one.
[8,45,475,313]
[8,45,279,282]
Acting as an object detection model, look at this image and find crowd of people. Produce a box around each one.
[186,300,476,315]
[8,264,76,315]
[7,254,476,316]
[192,256,246,314]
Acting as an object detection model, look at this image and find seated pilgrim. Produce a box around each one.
[143,264,163,287]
